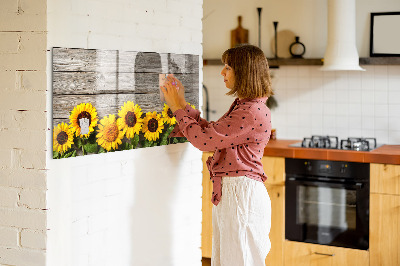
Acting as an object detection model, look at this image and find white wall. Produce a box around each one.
[204,65,400,144]
[203,0,400,58]
[270,65,400,144]
[203,0,400,145]
[46,0,203,266]
[0,0,48,265]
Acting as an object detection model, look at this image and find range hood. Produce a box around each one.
[320,0,365,71]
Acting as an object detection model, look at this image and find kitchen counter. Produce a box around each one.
[264,139,400,164]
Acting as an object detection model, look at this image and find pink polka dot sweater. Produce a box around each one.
[171,97,272,206]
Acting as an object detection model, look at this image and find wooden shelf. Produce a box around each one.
[359,57,400,65]
[203,58,323,67]
[203,57,400,67]
[268,58,322,67]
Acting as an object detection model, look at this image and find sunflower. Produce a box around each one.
[96,114,124,151]
[187,102,196,109]
[117,101,144,139]
[53,123,74,154]
[161,103,176,126]
[142,111,165,141]
[69,103,98,138]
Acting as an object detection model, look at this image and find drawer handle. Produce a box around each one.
[314,252,335,257]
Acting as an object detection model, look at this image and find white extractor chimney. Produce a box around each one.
[320,0,365,71]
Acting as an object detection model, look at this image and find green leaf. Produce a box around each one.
[120,142,132,151]
[72,150,77,157]
[173,137,179,144]
[53,151,60,159]
[83,143,98,153]
[75,137,83,148]
[98,147,106,153]
[88,131,97,144]
[159,125,175,146]
[143,139,154,148]
[131,134,140,149]
[62,150,74,158]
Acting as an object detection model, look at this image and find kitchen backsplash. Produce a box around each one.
[203,65,400,144]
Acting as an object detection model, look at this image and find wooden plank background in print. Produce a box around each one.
[52,47,199,128]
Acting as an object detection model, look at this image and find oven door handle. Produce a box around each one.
[287,177,364,189]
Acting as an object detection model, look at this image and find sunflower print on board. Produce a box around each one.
[117,101,144,139]
[142,111,165,141]
[187,102,196,109]
[69,103,98,138]
[96,114,124,151]
[53,122,74,154]
[161,103,176,126]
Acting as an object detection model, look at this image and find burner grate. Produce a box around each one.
[296,136,378,151]
[340,137,377,151]
[301,135,339,149]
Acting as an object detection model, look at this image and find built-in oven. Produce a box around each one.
[285,158,370,250]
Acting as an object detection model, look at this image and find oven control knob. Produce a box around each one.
[304,162,312,171]
[340,164,347,174]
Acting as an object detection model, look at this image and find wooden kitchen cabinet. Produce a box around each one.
[370,163,400,266]
[370,193,400,266]
[370,163,400,195]
[261,156,285,186]
[262,156,285,266]
[284,241,369,266]
[202,152,213,258]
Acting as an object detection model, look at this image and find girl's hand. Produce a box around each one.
[160,75,187,113]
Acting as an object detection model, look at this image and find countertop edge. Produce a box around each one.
[263,140,400,165]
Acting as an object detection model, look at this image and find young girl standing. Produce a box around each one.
[161,44,273,266]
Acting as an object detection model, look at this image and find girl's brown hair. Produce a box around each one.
[221,44,273,99]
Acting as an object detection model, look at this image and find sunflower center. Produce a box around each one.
[57,131,68,145]
[148,118,159,132]
[104,124,119,142]
[167,108,173,118]
[77,111,91,126]
[125,111,137,127]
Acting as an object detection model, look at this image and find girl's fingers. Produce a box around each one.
[160,86,167,96]
[164,82,174,94]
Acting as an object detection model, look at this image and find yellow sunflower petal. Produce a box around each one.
[142,111,165,141]
[69,102,98,138]
[53,122,74,155]
[117,101,144,139]
[96,114,124,151]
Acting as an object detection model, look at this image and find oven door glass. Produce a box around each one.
[286,180,369,250]
[298,185,356,241]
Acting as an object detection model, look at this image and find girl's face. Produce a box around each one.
[220,64,235,90]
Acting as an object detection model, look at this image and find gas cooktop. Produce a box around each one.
[289,135,383,151]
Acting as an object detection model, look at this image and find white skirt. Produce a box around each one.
[212,176,271,266]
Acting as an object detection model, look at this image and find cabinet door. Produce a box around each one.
[284,241,369,266]
[370,193,400,266]
[265,184,284,266]
[262,156,285,185]
[202,152,213,258]
[370,163,400,195]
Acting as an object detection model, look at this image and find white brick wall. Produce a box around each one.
[46,1,203,266]
[0,0,48,265]
[21,229,47,250]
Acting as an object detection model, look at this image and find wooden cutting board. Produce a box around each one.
[231,16,249,48]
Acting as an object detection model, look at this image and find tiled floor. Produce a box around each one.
[202,257,211,266]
